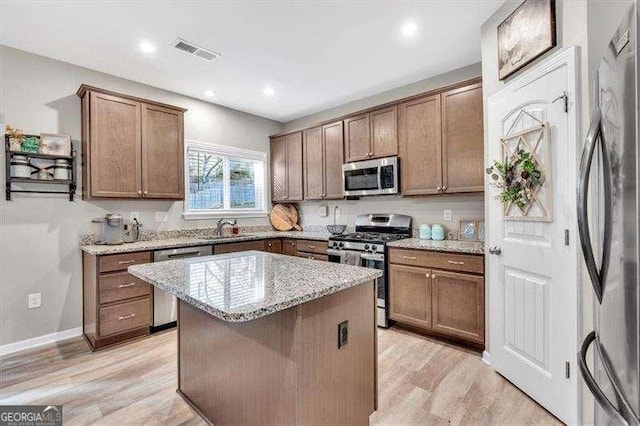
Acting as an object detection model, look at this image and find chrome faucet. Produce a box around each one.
[216,218,237,237]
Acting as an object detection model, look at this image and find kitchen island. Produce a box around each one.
[129,251,381,426]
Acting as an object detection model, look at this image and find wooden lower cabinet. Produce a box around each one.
[388,248,485,349]
[83,251,152,351]
[265,239,282,253]
[283,239,298,256]
[213,240,266,254]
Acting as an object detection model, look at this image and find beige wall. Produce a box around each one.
[0,46,283,346]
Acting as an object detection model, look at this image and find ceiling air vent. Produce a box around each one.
[173,38,221,62]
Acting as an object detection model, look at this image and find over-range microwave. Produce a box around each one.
[342,156,399,197]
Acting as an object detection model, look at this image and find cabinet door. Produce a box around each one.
[285,132,304,201]
[282,239,298,256]
[265,239,282,254]
[431,270,484,343]
[141,103,184,199]
[441,83,484,193]
[271,136,287,202]
[398,95,442,195]
[370,106,398,158]
[389,264,432,329]
[322,121,345,199]
[89,91,142,198]
[303,127,324,200]
[344,113,370,162]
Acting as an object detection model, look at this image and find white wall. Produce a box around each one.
[0,46,283,346]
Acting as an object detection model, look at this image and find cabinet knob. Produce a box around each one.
[143,190,148,195]
[442,186,448,192]
[432,274,436,279]
[137,190,142,195]
[436,186,442,192]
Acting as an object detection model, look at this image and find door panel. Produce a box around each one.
[344,114,370,162]
[370,106,398,158]
[322,121,344,199]
[303,127,324,200]
[271,136,287,202]
[441,83,484,193]
[431,270,484,343]
[282,239,298,256]
[265,239,282,254]
[141,103,184,199]
[89,92,141,198]
[285,132,303,201]
[389,264,431,329]
[398,95,442,195]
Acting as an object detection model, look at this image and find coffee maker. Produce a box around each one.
[91,213,124,245]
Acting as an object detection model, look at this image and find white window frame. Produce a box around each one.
[183,140,269,219]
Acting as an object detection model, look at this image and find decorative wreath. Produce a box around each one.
[486,148,543,209]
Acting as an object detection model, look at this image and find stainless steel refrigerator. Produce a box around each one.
[578,2,640,425]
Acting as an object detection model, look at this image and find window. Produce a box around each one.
[184,141,267,218]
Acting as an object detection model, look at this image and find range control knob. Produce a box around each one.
[339,242,345,248]
[371,245,377,252]
[364,244,370,250]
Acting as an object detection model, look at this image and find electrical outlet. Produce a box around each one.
[338,320,348,348]
[443,209,452,222]
[155,211,168,223]
[129,211,140,222]
[28,292,41,309]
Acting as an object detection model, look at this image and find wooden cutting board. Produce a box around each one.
[269,204,302,231]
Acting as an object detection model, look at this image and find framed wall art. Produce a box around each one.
[498,0,556,80]
[40,133,71,156]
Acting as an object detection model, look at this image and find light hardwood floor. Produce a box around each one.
[0,327,562,425]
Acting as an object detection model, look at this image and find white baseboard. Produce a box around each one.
[0,327,83,357]
[482,350,491,366]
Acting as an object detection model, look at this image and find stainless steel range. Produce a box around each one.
[327,213,412,328]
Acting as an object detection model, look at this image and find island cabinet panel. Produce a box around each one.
[398,94,443,195]
[83,251,152,351]
[282,239,298,256]
[431,270,485,343]
[344,113,371,162]
[78,85,186,200]
[388,247,485,349]
[270,132,303,202]
[177,280,376,426]
[265,239,282,254]
[441,82,484,193]
[389,264,432,329]
[213,240,266,254]
[141,103,184,199]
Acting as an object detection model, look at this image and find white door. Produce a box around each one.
[487,47,580,424]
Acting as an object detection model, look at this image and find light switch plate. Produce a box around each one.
[28,292,41,309]
[443,209,452,222]
[318,204,328,217]
[155,211,168,223]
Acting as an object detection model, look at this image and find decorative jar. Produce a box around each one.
[10,155,31,178]
[53,159,71,180]
[419,224,431,240]
[431,224,445,241]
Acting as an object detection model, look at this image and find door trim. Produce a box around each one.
[486,46,582,425]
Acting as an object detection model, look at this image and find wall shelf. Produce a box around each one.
[5,134,77,201]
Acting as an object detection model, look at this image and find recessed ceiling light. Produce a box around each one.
[401,22,418,38]
[263,86,275,97]
[139,41,156,53]
[204,89,216,97]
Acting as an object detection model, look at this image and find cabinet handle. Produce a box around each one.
[268,243,272,247]
[137,190,142,195]
[432,274,436,279]
[118,313,136,320]
[308,256,314,260]
[436,186,442,192]
[143,190,148,195]
[308,245,316,249]
[118,283,136,288]
[117,260,136,265]
[442,186,448,192]
[447,260,465,265]
[403,256,417,260]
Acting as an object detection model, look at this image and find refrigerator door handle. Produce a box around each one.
[577,109,605,303]
[579,331,628,425]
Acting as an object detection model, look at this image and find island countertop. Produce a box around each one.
[128,251,382,322]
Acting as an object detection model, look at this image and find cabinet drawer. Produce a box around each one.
[214,240,266,254]
[297,252,328,261]
[99,251,151,273]
[99,298,150,337]
[389,248,483,274]
[99,272,150,304]
[296,240,328,255]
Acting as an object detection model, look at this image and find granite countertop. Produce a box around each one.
[128,251,382,322]
[387,238,484,255]
[80,231,332,255]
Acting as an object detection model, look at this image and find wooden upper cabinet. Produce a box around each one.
[303,127,324,200]
[441,82,484,193]
[322,121,344,199]
[344,114,370,162]
[398,94,442,195]
[344,107,398,163]
[141,103,184,199]
[270,136,287,202]
[270,132,303,203]
[88,92,142,198]
[369,106,398,159]
[78,85,186,200]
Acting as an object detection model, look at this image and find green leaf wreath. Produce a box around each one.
[486,148,543,209]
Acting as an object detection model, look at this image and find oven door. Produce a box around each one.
[360,252,388,328]
[342,157,398,196]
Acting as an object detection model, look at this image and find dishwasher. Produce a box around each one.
[152,245,213,331]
